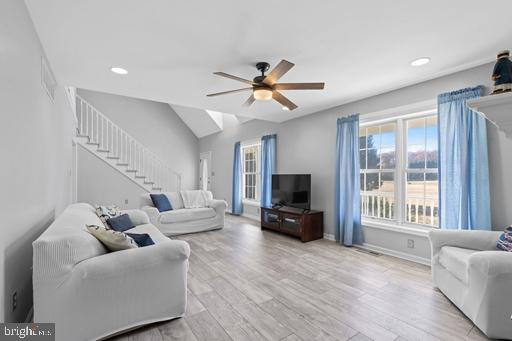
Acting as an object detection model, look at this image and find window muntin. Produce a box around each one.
[242,144,260,201]
[360,113,439,227]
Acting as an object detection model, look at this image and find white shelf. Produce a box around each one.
[467,92,512,138]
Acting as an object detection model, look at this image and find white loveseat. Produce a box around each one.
[140,190,227,236]
[32,203,190,341]
[429,230,512,339]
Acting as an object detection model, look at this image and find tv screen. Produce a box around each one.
[272,174,311,210]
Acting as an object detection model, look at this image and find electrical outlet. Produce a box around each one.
[125,199,129,204]
[407,239,415,249]
[12,291,17,311]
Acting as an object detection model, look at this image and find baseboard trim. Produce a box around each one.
[323,233,335,241]
[226,210,260,222]
[242,213,260,222]
[357,242,431,266]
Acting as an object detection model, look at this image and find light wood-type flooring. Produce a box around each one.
[110,215,492,341]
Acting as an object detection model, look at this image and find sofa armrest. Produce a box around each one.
[121,209,150,226]
[469,251,512,277]
[73,240,190,279]
[429,230,501,258]
[141,206,160,222]
[208,199,227,215]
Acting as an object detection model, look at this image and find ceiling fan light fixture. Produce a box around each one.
[253,87,272,101]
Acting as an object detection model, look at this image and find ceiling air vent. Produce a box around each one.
[41,55,57,103]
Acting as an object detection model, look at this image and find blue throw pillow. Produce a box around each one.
[106,214,135,232]
[126,233,155,247]
[150,194,173,212]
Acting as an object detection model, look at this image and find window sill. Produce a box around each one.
[242,200,260,207]
[361,218,432,237]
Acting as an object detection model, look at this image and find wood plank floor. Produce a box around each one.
[109,215,493,341]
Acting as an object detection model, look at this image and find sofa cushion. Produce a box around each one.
[95,205,121,226]
[159,208,216,224]
[150,193,173,212]
[497,225,512,251]
[166,192,185,210]
[106,214,135,232]
[86,224,138,251]
[126,233,155,247]
[438,246,479,284]
[125,223,171,244]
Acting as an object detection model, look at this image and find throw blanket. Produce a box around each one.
[181,190,213,208]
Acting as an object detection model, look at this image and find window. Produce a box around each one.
[360,123,397,220]
[360,112,439,227]
[242,143,261,201]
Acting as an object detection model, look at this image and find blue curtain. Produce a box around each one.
[231,141,243,215]
[438,86,491,230]
[261,134,277,208]
[335,114,362,246]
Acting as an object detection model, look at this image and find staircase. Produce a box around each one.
[75,95,181,193]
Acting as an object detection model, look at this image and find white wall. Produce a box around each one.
[77,89,199,190]
[77,145,148,209]
[199,62,512,262]
[0,0,75,322]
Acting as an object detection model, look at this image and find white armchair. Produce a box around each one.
[429,230,512,339]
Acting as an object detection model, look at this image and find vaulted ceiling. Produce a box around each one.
[26,0,512,122]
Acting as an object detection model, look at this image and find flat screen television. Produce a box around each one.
[271,174,311,210]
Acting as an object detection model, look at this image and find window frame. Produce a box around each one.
[360,109,439,229]
[241,141,261,203]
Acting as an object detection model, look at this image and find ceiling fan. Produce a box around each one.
[207,60,325,111]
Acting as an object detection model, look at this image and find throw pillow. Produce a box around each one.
[106,214,135,232]
[95,205,120,226]
[497,225,512,252]
[150,194,173,212]
[126,233,155,247]
[86,224,138,252]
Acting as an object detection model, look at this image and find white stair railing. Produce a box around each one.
[75,95,181,192]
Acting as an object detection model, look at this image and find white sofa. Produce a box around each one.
[140,190,227,236]
[32,203,190,341]
[429,230,512,339]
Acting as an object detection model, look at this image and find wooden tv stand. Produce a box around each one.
[260,206,324,242]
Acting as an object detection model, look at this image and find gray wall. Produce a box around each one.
[199,62,512,262]
[77,89,199,191]
[0,0,75,322]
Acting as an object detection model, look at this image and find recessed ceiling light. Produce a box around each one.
[110,67,128,75]
[282,106,290,111]
[411,57,431,67]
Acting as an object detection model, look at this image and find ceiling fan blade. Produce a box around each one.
[213,72,254,85]
[263,60,295,85]
[207,88,252,97]
[273,83,325,90]
[243,94,256,107]
[272,91,298,111]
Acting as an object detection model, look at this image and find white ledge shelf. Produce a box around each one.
[467,92,512,138]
